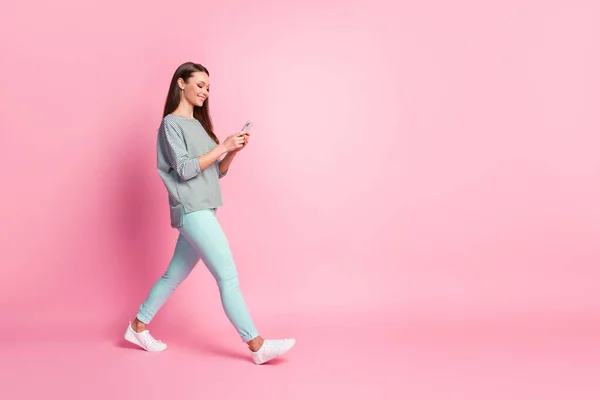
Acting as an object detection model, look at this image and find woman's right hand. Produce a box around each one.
[222,133,248,152]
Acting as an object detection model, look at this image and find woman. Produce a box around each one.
[124,62,295,365]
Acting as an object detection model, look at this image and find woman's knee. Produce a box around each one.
[216,272,240,290]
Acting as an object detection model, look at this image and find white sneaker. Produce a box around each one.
[250,338,296,365]
[124,322,167,352]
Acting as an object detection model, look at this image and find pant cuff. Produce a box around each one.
[136,311,152,325]
[241,332,260,343]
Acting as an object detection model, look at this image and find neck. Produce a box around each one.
[173,101,195,119]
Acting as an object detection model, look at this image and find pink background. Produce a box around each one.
[1,0,599,398]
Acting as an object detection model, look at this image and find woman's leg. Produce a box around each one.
[135,233,200,326]
[178,209,260,342]
[125,233,199,351]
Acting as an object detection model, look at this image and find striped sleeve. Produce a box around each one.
[161,120,202,181]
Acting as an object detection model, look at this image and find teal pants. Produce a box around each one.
[136,209,259,342]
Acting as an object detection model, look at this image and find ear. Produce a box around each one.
[177,78,185,90]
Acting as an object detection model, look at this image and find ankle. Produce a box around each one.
[132,319,147,333]
[247,336,264,352]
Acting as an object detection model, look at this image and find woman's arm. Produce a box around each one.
[218,151,236,177]
[217,133,249,177]
[162,121,228,181]
[200,145,228,172]
[163,122,246,180]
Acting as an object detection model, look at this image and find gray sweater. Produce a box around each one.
[156,114,227,228]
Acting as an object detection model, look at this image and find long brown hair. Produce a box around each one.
[162,62,219,144]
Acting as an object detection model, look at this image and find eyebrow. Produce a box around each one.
[197,81,209,86]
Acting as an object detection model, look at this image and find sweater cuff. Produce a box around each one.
[194,157,202,175]
[217,160,228,178]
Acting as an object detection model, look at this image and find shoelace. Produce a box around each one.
[262,339,288,351]
[140,331,162,346]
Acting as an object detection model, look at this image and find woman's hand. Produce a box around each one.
[232,132,249,153]
[222,132,249,152]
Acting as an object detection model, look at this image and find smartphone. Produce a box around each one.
[241,120,253,133]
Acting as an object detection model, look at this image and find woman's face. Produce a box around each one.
[178,71,210,107]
